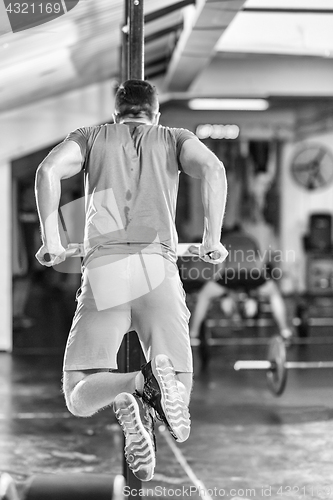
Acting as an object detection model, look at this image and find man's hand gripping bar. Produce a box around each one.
[44,243,84,263]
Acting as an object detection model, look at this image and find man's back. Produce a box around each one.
[67,122,195,262]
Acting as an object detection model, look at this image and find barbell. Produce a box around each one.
[0,472,126,500]
[234,335,333,396]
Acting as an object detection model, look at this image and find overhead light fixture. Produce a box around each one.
[196,124,240,140]
[188,98,269,111]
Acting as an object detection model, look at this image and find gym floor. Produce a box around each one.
[2,280,333,500]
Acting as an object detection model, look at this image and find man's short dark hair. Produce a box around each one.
[115,80,159,119]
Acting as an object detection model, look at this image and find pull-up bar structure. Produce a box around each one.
[120,1,145,496]
[122,0,144,82]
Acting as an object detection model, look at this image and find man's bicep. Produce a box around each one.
[179,138,218,178]
[41,140,83,179]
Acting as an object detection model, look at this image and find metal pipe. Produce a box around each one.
[234,361,272,371]
[234,360,333,371]
[120,0,129,81]
[285,361,333,369]
[128,0,144,80]
[120,2,146,494]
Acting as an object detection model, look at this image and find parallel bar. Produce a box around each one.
[58,207,71,245]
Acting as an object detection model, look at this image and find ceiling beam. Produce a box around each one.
[243,8,333,14]
[162,0,247,92]
[144,0,195,23]
[145,22,183,44]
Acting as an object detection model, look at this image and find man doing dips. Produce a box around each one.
[35,80,228,481]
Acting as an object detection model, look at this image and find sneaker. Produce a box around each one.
[113,392,155,482]
[140,354,191,443]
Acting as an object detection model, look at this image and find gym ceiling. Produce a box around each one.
[0,0,333,114]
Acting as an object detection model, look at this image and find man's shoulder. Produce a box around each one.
[158,124,192,133]
[157,125,196,140]
[81,123,118,141]
[91,123,114,133]
[80,123,114,133]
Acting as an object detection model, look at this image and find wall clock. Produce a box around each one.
[290,143,333,190]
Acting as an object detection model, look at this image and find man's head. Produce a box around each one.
[113,80,160,124]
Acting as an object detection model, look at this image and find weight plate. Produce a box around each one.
[266,335,288,396]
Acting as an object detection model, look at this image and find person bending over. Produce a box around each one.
[189,225,293,342]
[35,80,228,482]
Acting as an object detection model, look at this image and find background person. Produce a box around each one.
[189,202,293,342]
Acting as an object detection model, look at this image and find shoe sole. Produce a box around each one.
[151,354,191,443]
[113,393,155,482]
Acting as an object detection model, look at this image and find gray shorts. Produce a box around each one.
[63,253,192,373]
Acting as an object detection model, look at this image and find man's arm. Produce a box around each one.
[179,138,228,262]
[35,140,83,266]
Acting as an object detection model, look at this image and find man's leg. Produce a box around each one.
[62,260,157,481]
[132,355,191,444]
[189,280,225,338]
[63,369,140,417]
[128,258,193,443]
[63,368,156,482]
[259,280,293,339]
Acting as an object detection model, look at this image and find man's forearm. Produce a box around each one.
[201,162,227,245]
[35,165,62,246]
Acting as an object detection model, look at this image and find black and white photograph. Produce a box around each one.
[1,1,333,499]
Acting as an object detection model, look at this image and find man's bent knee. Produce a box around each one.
[62,370,89,417]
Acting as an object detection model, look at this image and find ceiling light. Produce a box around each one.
[196,124,240,140]
[188,98,269,111]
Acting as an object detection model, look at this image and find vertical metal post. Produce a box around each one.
[121,0,144,81]
[120,0,129,81]
[128,0,144,80]
[119,1,145,496]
